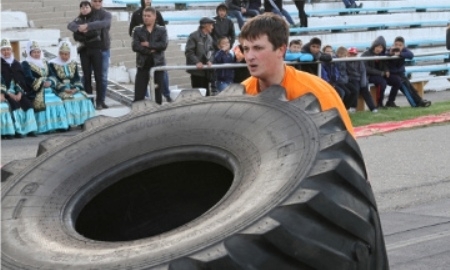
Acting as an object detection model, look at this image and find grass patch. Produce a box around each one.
[350,100,450,127]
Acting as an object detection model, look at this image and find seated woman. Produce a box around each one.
[22,40,69,134]
[1,76,16,139]
[49,41,96,127]
[1,38,38,138]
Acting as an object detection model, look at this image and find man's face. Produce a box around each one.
[143,11,156,25]
[203,23,214,34]
[59,51,70,62]
[91,0,103,10]
[309,43,321,55]
[145,0,152,7]
[289,44,301,53]
[1,47,12,58]
[394,41,404,51]
[373,45,384,55]
[218,8,227,18]
[243,34,286,79]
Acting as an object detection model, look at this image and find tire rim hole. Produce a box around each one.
[75,161,233,242]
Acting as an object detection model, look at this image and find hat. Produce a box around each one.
[348,47,358,54]
[1,38,12,49]
[199,17,215,25]
[59,41,71,53]
[28,41,41,52]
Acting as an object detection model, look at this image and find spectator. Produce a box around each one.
[1,39,38,138]
[264,0,295,27]
[232,42,251,83]
[320,45,348,99]
[285,39,313,69]
[342,0,362,8]
[386,36,431,107]
[132,7,168,104]
[346,47,377,113]
[361,36,394,108]
[239,13,354,135]
[1,76,16,139]
[213,37,235,92]
[128,0,165,36]
[225,0,259,30]
[69,1,104,110]
[300,37,332,75]
[447,25,450,50]
[212,3,236,51]
[22,40,70,134]
[335,46,358,110]
[185,17,216,96]
[68,0,112,109]
[293,0,307,27]
[49,41,96,126]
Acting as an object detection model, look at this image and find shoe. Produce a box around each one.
[348,107,356,113]
[372,109,378,113]
[385,101,399,108]
[2,135,13,140]
[100,102,109,109]
[165,96,173,102]
[419,100,431,107]
[14,133,25,139]
[27,132,38,137]
[96,104,103,110]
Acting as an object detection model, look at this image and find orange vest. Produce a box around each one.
[242,65,354,136]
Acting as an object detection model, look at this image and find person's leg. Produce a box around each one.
[134,67,150,102]
[101,49,110,106]
[162,71,172,102]
[227,10,245,29]
[243,9,259,18]
[79,51,92,94]
[91,49,104,108]
[293,0,308,27]
[280,8,295,25]
[153,70,164,105]
[348,80,360,109]
[385,74,402,105]
[360,85,377,111]
[368,75,387,107]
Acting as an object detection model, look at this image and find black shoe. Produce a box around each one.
[419,100,431,107]
[15,133,25,138]
[27,132,38,137]
[96,104,103,110]
[165,96,173,102]
[385,101,399,108]
[101,102,109,109]
[2,135,14,140]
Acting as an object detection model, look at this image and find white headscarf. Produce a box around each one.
[49,41,74,66]
[25,40,45,68]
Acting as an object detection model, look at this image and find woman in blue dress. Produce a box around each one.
[49,41,96,127]
[22,40,69,134]
[1,76,16,139]
[1,38,38,138]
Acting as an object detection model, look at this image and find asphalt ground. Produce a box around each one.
[1,90,450,269]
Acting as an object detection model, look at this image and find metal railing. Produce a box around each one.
[147,50,450,102]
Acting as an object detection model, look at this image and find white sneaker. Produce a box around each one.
[348,107,356,113]
[372,109,378,113]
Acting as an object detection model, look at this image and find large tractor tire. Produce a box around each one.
[1,85,389,269]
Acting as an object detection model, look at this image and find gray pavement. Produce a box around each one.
[1,90,450,269]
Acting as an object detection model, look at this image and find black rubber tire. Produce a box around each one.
[1,85,389,269]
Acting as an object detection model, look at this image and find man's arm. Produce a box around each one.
[132,28,152,55]
[87,10,112,31]
[67,18,80,33]
[185,35,200,64]
[149,28,168,52]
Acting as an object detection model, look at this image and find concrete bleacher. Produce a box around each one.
[1,0,449,95]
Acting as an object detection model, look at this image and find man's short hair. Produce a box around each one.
[310,37,322,47]
[394,36,405,44]
[239,13,289,50]
[289,39,302,47]
[143,6,156,14]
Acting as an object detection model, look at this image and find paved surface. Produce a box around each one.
[1,90,450,269]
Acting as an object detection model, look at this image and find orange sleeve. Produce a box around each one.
[242,66,354,137]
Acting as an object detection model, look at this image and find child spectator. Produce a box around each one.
[320,45,348,100]
[285,39,313,69]
[361,36,395,108]
[347,47,378,113]
[335,46,359,109]
[300,37,332,75]
[386,36,431,107]
[213,37,235,92]
[212,3,236,51]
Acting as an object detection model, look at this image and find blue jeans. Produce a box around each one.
[272,8,295,25]
[215,81,232,92]
[163,71,170,98]
[228,9,259,29]
[101,49,110,103]
[342,0,356,8]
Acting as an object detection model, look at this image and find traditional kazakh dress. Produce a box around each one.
[22,59,69,133]
[49,59,95,126]
[0,58,38,137]
[0,79,15,137]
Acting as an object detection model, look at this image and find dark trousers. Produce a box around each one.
[79,47,103,104]
[368,75,387,106]
[338,81,358,109]
[134,67,164,104]
[349,80,376,111]
[385,73,402,102]
[190,75,211,96]
[294,1,308,27]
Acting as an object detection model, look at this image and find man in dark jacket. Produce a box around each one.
[128,0,165,36]
[185,17,215,96]
[132,7,168,104]
[300,37,332,75]
[212,3,236,51]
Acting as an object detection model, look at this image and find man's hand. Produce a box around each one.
[196,62,203,69]
[140,41,150,47]
[241,7,246,13]
[78,24,88,33]
[206,61,212,67]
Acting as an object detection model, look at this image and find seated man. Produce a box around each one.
[225,0,259,30]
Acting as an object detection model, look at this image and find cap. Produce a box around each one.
[59,41,71,53]
[1,38,12,49]
[199,17,215,25]
[348,47,358,54]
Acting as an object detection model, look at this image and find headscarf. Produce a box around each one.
[0,38,15,65]
[49,41,74,66]
[25,40,45,68]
